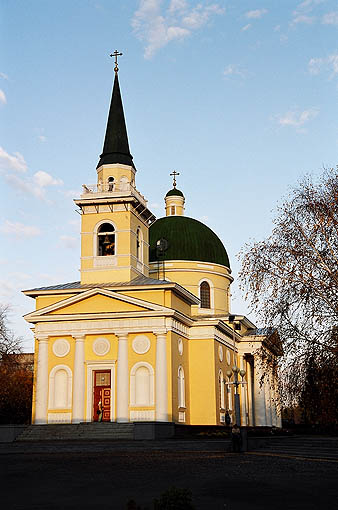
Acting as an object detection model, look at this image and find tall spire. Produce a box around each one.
[97,69,135,169]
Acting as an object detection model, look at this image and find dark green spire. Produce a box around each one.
[97,73,135,169]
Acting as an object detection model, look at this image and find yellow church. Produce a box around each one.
[23,58,282,429]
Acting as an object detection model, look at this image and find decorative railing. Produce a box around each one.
[81,183,147,205]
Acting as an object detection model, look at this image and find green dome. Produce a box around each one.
[165,188,184,197]
[149,216,230,268]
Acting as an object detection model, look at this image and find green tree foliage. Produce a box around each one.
[239,168,338,424]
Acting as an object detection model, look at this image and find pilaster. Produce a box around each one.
[35,335,49,424]
[116,332,129,422]
[253,355,267,426]
[154,329,168,422]
[72,334,86,423]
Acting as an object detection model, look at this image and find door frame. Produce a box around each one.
[85,361,116,422]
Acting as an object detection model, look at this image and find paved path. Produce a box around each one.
[1,438,338,509]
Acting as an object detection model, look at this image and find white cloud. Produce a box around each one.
[241,23,251,31]
[33,170,63,188]
[309,54,338,75]
[322,11,338,25]
[63,188,81,198]
[223,64,246,78]
[169,0,187,13]
[0,147,27,173]
[292,14,315,24]
[4,170,63,200]
[245,9,268,19]
[0,89,6,105]
[0,220,41,238]
[276,108,319,129]
[291,0,324,26]
[38,135,47,142]
[308,57,323,74]
[59,235,78,249]
[0,72,8,80]
[132,0,225,59]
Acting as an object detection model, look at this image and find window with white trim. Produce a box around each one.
[97,222,115,256]
[200,281,211,308]
[178,366,185,408]
[136,227,143,262]
[219,370,225,409]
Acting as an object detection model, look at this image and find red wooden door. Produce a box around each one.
[93,371,111,422]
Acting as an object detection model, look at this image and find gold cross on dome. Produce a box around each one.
[170,170,180,188]
[110,50,123,74]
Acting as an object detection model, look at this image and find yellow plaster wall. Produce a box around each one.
[171,332,190,424]
[50,294,148,315]
[169,292,191,317]
[80,202,149,283]
[150,260,231,315]
[122,290,166,307]
[188,339,217,425]
[213,342,236,424]
[85,333,117,361]
[128,332,156,416]
[165,196,185,217]
[36,294,76,310]
[96,163,135,187]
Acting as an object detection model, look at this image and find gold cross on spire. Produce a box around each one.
[170,170,180,188]
[110,50,123,74]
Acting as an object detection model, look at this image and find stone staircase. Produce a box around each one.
[257,435,338,461]
[16,422,135,442]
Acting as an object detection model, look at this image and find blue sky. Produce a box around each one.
[1,0,338,351]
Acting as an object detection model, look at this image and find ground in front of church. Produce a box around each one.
[2,439,337,509]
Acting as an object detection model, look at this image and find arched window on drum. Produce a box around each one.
[200,281,211,309]
[97,223,115,256]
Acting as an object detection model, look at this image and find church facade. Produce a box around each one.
[23,63,282,428]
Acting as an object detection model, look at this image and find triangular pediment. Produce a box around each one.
[24,288,172,322]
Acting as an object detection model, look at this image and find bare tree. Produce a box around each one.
[0,305,22,359]
[239,168,338,421]
[0,305,33,424]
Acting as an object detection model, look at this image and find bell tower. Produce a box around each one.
[74,53,155,284]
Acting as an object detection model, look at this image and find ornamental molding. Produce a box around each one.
[34,317,168,337]
[24,287,173,323]
[132,335,150,354]
[52,338,71,357]
[178,338,183,356]
[92,337,111,356]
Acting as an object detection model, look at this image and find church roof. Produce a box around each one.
[165,188,184,197]
[25,275,169,291]
[97,73,135,169]
[149,216,230,268]
[23,275,200,304]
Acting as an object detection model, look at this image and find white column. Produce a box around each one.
[254,355,267,426]
[246,359,253,426]
[155,330,168,422]
[271,380,278,427]
[265,371,273,427]
[35,336,49,424]
[116,333,129,422]
[239,355,248,426]
[72,335,85,423]
[273,374,282,427]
